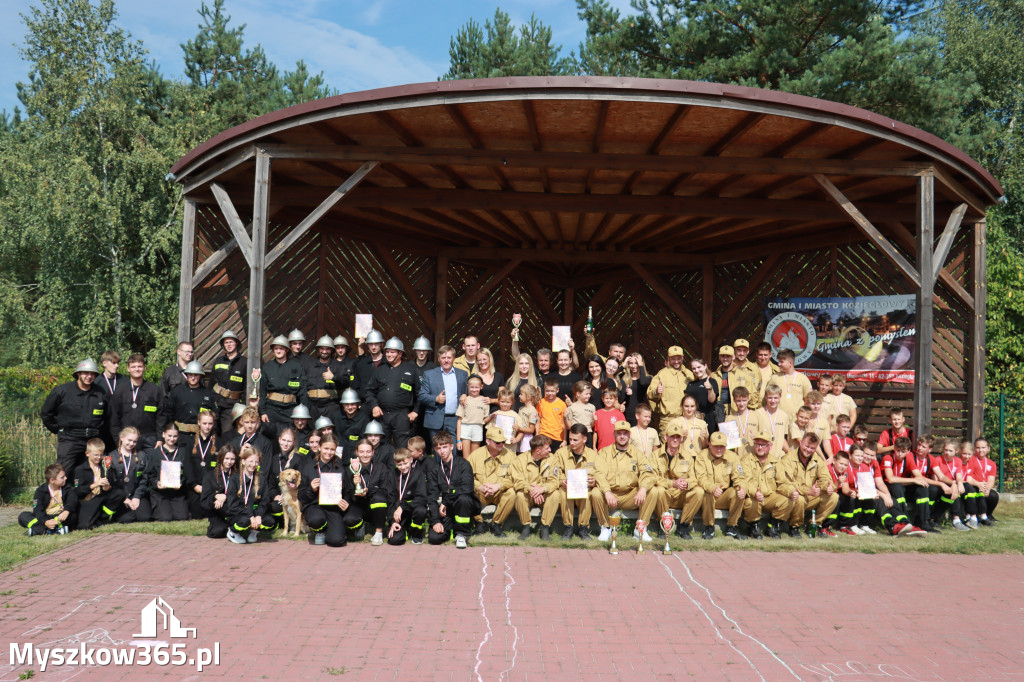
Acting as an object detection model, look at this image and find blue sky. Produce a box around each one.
[0,0,634,116]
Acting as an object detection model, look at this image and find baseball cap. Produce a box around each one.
[667,346,684,357]
[734,338,750,348]
[719,345,734,356]
[613,421,631,432]
[709,431,728,446]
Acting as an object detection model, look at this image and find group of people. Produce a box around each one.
[21,327,1000,548]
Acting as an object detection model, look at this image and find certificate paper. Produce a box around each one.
[319,472,343,505]
[355,314,373,339]
[159,460,182,489]
[552,326,572,352]
[494,414,515,442]
[856,471,877,500]
[567,469,588,499]
[718,421,742,450]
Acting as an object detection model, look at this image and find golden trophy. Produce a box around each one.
[350,459,366,496]
[608,513,621,555]
[635,519,646,554]
[661,511,675,555]
[512,313,522,342]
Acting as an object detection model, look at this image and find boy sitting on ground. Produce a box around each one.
[19,463,79,536]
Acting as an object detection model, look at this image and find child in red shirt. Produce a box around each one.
[593,387,626,451]
[929,438,970,531]
[877,408,913,456]
[964,437,999,526]
[828,415,855,466]
[880,437,928,536]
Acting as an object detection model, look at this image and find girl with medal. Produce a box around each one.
[145,423,193,522]
[109,427,151,523]
[225,444,277,543]
[352,439,389,544]
[677,395,708,454]
[188,411,218,519]
[202,444,238,538]
[685,358,720,431]
[300,436,359,547]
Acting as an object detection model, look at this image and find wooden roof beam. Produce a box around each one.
[440,246,704,267]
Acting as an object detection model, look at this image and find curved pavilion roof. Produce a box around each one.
[170,76,1001,264]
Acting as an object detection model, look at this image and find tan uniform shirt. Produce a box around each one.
[646,366,696,421]
[510,453,560,495]
[739,453,780,498]
[552,445,600,486]
[665,415,708,456]
[629,426,660,458]
[695,448,743,493]
[723,410,765,458]
[564,402,596,430]
[594,444,642,494]
[765,372,813,418]
[467,445,516,493]
[456,395,491,426]
[775,451,833,498]
[712,364,762,415]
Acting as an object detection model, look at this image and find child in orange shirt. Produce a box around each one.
[535,377,566,444]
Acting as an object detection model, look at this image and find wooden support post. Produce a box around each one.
[373,243,436,331]
[177,199,197,343]
[210,183,254,266]
[246,154,271,396]
[631,263,703,336]
[703,263,714,361]
[968,220,987,438]
[915,174,935,435]
[434,256,448,352]
[317,231,326,338]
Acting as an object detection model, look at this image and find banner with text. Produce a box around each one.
[763,295,916,383]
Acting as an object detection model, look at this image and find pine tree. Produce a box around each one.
[443,8,575,79]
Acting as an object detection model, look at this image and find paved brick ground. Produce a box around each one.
[1,534,1022,681]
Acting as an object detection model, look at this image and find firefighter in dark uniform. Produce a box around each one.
[307,335,348,427]
[333,335,359,393]
[336,389,369,462]
[365,337,420,448]
[209,330,247,437]
[259,335,308,432]
[110,353,162,450]
[159,341,194,399]
[41,358,107,478]
[411,336,437,442]
[354,329,386,401]
[288,328,319,379]
[158,361,218,454]
[426,431,480,548]
[95,351,122,452]
[109,427,151,523]
[300,436,359,547]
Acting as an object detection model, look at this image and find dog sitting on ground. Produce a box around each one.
[278,468,305,536]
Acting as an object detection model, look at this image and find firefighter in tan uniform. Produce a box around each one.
[755,384,792,459]
[738,430,789,539]
[646,346,695,435]
[638,422,704,540]
[552,424,599,540]
[711,345,761,416]
[774,432,838,538]
[590,421,653,541]
[467,426,518,538]
[510,435,564,541]
[695,431,748,540]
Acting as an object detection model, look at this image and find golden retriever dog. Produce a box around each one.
[278,468,305,536]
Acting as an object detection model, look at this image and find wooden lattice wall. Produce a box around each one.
[190,210,976,440]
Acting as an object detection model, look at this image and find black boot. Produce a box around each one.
[675,522,692,540]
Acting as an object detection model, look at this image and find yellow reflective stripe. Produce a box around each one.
[400,383,412,391]
[214,364,229,370]
[370,503,387,509]
[455,515,471,523]
[288,381,300,388]
[143,405,157,412]
[229,376,244,382]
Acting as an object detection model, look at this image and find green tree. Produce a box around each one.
[0,0,181,363]
[575,0,972,138]
[444,8,574,79]
[181,0,331,130]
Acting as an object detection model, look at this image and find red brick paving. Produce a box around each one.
[1,534,1022,681]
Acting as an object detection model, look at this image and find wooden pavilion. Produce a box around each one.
[168,77,1003,439]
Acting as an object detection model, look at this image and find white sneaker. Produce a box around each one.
[314,532,326,545]
[55,526,70,535]
[227,529,247,544]
[850,525,866,535]
[633,528,653,542]
[967,517,979,529]
[598,526,612,542]
[860,525,877,535]
[371,531,384,546]
[953,519,971,531]
[455,535,468,549]
[247,530,258,543]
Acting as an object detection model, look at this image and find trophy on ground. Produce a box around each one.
[512,313,522,342]
[661,511,674,555]
[350,459,366,496]
[636,519,646,554]
[608,513,621,555]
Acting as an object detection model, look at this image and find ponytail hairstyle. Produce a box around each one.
[237,444,262,500]
[193,411,217,457]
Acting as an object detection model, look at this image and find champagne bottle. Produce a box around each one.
[585,306,594,335]
[809,509,818,538]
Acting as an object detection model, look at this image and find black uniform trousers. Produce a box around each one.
[428,493,479,544]
[903,483,939,526]
[115,497,152,524]
[264,403,294,433]
[78,489,128,529]
[57,437,90,481]
[207,513,230,538]
[19,511,78,535]
[883,483,916,527]
[303,504,362,547]
[381,410,413,448]
[151,488,189,522]
[933,490,965,520]
[963,483,999,517]
[215,397,240,438]
[385,503,427,546]
[230,511,278,534]
[309,399,342,427]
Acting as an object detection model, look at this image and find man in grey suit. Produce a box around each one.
[419,345,468,447]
